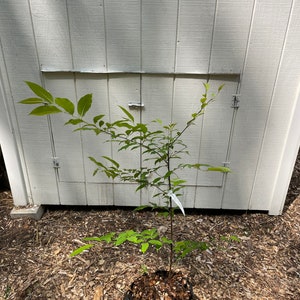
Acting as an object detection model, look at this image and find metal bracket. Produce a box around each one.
[232,94,240,108]
[128,102,145,109]
[52,157,60,169]
[223,161,230,167]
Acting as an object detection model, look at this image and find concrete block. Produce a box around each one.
[10,205,44,220]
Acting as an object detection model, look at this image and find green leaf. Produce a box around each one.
[119,106,134,122]
[77,94,92,117]
[115,235,127,246]
[102,156,120,168]
[207,166,231,173]
[55,98,75,115]
[200,97,206,104]
[152,177,163,184]
[161,237,173,244]
[136,181,148,191]
[113,120,132,129]
[70,244,94,257]
[89,157,106,169]
[29,105,62,116]
[19,98,45,104]
[65,118,84,125]
[163,171,173,179]
[174,240,209,258]
[127,235,141,243]
[203,82,210,92]
[158,211,170,218]
[134,205,151,211]
[84,232,115,243]
[25,81,54,103]
[149,239,163,249]
[171,178,186,187]
[93,114,105,124]
[134,123,148,133]
[115,230,135,246]
[141,242,149,254]
[218,84,225,93]
[141,228,157,238]
[229,235,240,242]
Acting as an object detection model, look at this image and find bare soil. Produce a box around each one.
[0,151,299,299]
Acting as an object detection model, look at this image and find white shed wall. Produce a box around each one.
[0,0,299,214]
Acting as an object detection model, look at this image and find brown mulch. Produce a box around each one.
[0,150,299,299]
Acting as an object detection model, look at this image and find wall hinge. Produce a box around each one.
[232,94,240,108]
[52,157,60,169]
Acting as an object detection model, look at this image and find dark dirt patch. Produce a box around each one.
[124,270,194,300]
[0,150,299,299]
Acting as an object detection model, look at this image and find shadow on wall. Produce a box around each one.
[0,146,10,190]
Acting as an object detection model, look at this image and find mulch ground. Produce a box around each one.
[0,151,299,299]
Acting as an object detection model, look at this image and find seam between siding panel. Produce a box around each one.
[170,0,180,125]
[139,2,143,206]
[28,0,61,204]
[66,1,88,204]
[140,0,143,73]
[236,0,257,93]
[173,0,180,74]
[103,0,108,71]
[65,0,75,70]
[207,0,218,76]
[220,0,257,209]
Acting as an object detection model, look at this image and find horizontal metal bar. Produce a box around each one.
[41,67,240,77]
[128,102,145,109]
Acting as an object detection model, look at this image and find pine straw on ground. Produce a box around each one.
[0,153,299,300]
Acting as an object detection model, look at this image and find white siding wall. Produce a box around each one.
[0,0,299,214]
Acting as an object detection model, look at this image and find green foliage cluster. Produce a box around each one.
[71,228,209,260]
[20,80,230,272]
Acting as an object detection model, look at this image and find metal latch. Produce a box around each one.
[232,94,240,108]
[52,157,60,168]
[128,102,145,109]
[223,161,230,167]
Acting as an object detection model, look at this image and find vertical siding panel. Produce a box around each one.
[176,0,215,73]
[196,77,238,186]
[141,75,173,124]
[140,75,174,206]
[86,183,113,205]
[210,0,254,73]
[0,0,59,204]
[67,0,106,71]
[172,76,203,208]
[194,187,223,208]
[222,0,293,210]
[30,0,73,70]
[57,182,86,205]
[75,74,111,183]
[104,0,140,72]
[142,0,178,72]
[172,76,204,190]
[44,74,85,182]
[75,74,113,205]
[171,76,238,208]
[251,0,300,213]
[108,74,141,205]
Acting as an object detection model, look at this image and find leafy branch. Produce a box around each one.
[20,80,230,272]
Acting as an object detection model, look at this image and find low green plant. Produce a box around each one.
[4,285,11,300]
[20,80,230,272]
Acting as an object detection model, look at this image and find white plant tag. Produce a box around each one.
[168,191,185,216]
